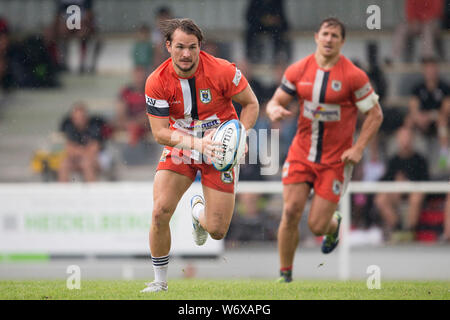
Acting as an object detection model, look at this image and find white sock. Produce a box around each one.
[151,255,169,283]
[192,201,204,221]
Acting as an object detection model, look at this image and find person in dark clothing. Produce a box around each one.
[0,18,14,92]
[54,0,101,73]
[245,0,291,63]
[58,102,105,182]
[374,127,430,240]
[406,57,450,170]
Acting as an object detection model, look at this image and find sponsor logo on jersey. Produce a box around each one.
[303,101,341,122]
[332,179,342,195]
[331,80,342,92]
[146,95,170,108]
[199,89,212,104]
[173,117,221,132]
[146,95,156,106]
[233,68,242,87]
[168,94,181,105]
[221,171,233,184]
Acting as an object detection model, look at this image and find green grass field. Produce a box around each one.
[1,279,449,300]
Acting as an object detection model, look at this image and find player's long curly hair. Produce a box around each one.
[160,18,204,45]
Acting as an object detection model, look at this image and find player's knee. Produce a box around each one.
[209,230,226,240]
[282,203,303,225]
[208,226,227,240]
[308,221,327,236]
[152,203,174,225]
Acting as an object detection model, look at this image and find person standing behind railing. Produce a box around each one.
[374,126,430,242]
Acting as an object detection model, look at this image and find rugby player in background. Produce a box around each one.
[266,18,383,283]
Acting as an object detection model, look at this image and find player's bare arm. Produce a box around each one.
[148,115,222,161]
[231,84,260,130]
[341,103,383,164]
[266,87,294,122]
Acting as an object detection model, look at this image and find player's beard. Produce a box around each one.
[175,60,196,73]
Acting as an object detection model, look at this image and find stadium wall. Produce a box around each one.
[0,0,404,33]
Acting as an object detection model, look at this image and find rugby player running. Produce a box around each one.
[141,18,259,292]
[266,18,383,283]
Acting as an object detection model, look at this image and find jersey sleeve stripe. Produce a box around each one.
[147,104,169,117]
[146,95,169,117]
[280,76,296,95]
[147,113,169,119]
[354,82,372,100]
[356,92,379,113]
[280,84,296,96]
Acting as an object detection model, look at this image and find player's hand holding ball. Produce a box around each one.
[201,128,223,164]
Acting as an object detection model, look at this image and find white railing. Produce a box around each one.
[0,181,448,279]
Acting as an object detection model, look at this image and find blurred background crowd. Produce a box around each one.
[0,0,449,247]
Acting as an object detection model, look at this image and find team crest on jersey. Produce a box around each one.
[199,89,212,104]
[331,80,342,92]
[221,171,233,184]
[332,179,342,195]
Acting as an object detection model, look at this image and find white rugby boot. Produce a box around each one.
[140,281,168,293]
[191,195,208,246]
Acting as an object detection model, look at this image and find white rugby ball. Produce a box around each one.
[211,119,246,172]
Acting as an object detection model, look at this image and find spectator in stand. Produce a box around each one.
[54,0,102,73]
[374,126,430,241]
[58,102,105,182]
[444,0,450,30]
[132,24,153,72]
[0,17,13,93]
[392,0,445,62]
[115,67,150,146]
[244,0,291,63]
[43,24,61,72]
[151,6,173,67]
[405,57,450,173]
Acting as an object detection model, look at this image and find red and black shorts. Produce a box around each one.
[156,147,238,194]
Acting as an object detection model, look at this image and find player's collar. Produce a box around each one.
[313,53,342,71]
